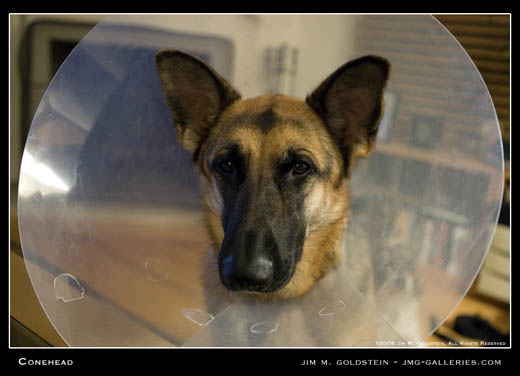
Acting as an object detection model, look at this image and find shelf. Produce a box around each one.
[359,187,470,225]
[375,142,501,178]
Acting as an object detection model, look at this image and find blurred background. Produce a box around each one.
[9,14,509,347]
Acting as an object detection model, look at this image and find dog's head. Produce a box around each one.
[156,50,390,299]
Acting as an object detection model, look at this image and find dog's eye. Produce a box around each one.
[218,160,234,175]
[292,161,310,175]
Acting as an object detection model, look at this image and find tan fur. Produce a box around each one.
[199,94,351,301]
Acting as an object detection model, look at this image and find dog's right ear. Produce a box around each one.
[156,50,241,157]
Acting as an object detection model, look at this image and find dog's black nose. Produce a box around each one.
[221,254,274,292]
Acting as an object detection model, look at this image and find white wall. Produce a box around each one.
[10,14,357,184]
[254,15,358,97]
[103,14,357,98]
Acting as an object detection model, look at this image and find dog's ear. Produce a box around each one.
[306,55,390,174]
[156,50,241,157]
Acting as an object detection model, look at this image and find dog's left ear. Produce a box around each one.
[306,56,390,174]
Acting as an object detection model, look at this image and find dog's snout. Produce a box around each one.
[221,254,274,292]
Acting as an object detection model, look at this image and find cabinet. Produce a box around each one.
[476,224,510,302]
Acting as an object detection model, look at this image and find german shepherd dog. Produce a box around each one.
[156,50,390,344]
